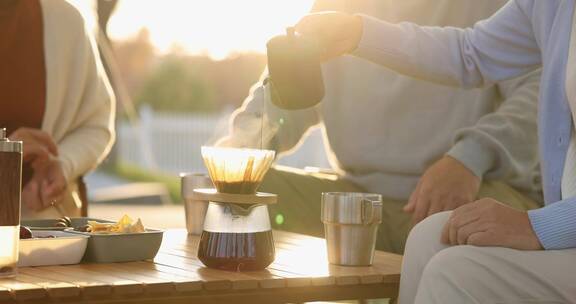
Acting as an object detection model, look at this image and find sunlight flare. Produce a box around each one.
[106,0,314,59]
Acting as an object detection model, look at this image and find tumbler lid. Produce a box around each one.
[0,128,22,153]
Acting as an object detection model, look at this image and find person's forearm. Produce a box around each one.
[351,0,541,89]
[352,16,469,87]
[447,69,540,180]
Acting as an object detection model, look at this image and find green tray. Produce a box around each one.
[22,217,163,263]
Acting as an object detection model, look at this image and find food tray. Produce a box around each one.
[19,230,89,267]
[22,218,163,263]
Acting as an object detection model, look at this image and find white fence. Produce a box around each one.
[117,108,330,175]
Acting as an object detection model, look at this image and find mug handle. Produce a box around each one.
[361,199,375,225]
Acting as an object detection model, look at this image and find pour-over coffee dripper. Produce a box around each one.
[192,147,277,271]
[201,146,274,195]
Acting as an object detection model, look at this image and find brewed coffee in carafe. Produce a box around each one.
[198,147,276,271]
[198,203,275,271]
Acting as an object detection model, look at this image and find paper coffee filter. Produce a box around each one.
[201,146,275,194]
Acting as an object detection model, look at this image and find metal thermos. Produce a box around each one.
[322,192,382,266]
[0,128,23,278]
[0,128,22,226]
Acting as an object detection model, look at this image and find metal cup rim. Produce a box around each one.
[322,192,382,198]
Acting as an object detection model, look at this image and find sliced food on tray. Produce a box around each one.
[88,215,145,234]
[41,215,147,234]
[21,216,163,263]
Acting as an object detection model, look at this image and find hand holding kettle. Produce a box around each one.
[295,11,364,60]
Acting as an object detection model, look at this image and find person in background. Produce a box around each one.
[294,0,576,302]
[219,0,542,253]
[1,0,115,218]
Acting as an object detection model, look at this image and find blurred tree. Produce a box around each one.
[113,29,155,103]
[210,53,267,109]
[132,52,266,113]
[109,21,267,113]
[136,56,217,113]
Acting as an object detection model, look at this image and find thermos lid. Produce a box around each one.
[0,128,22,153]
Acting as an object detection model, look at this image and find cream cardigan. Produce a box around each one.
[40,0,115,184]
[19,0,115,218]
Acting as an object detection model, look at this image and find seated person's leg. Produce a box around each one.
[260,165,365,237]
[478,180,541,211]
[393,179,539,254]
[400,210,576,304]
[375,197,411,254]
[399,212,451,304]
[415,245,576,303]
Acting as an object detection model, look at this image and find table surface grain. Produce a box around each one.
[0,229,402,304]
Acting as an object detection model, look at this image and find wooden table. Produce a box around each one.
[0,230,402,304]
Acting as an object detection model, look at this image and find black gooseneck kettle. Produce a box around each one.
[265,27,325,110]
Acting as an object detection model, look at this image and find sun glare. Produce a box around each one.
[106,0,314,60]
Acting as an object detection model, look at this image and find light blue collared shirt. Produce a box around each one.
[353,0,576,249]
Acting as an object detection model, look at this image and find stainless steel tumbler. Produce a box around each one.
[321,192,382,266]
[181,173,213,235]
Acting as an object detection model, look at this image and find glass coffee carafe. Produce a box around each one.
[196,147,276,271]
[198,202,275,271]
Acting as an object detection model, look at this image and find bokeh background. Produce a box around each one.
[68,1,329,207]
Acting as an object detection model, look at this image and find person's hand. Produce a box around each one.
[22,158,67,211]
[405,156,481,225]
[9,128,58,166]
[441,198,543,250]
[295,11,363,60]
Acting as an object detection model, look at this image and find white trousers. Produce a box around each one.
[398,211,576,304]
